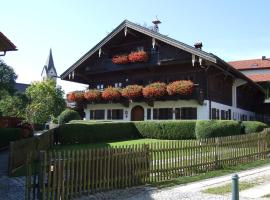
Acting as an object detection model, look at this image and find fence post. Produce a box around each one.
[214,138,219,169]
[144,144,150,183]
[231,174,239,200]
[38,151,46,200]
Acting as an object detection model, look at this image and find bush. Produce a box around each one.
[56,122,140,144]
[0,128,21,148]
[134,120,196,140]
[195,120,242,139]
[241,121,268,134]
[58,109,81,125]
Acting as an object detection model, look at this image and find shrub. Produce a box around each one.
[0,128,21,148]
[84,89,101,102]
[102,87,122,101]
[134,120,196,140]
[58,109,81,125]
[195,120,242,139]
[57,122,140,144]
[167,80,194,96]
[241,121,268,134]
[121,85,143,100]
[142,82,167,99]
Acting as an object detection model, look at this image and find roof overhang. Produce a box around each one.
[0,32,17,56]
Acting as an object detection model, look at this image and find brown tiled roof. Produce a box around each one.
[247,74,270,82]
[0,32,17,52]
[228,59,270,70]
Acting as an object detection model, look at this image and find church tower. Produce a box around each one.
[41,49,58,82]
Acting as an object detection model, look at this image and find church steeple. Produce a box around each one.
[41,49,58,82]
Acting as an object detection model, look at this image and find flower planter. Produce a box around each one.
[143,82,167,99]
[121,85,143,100]
[167,80,194,96]
[67,92,76,102]
[102,87,122,101]
[84,89,102,102]
[112,55,129,64]
[128,51,149,63]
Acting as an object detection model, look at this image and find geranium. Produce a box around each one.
[128,50,149,63]
[121,85,143,100]
[74,91,85,102]
[167,80,194,96]
[84,89,102,101]
[112,54,129,64]
[67,92,76,102]
[102,87,122,101]
[142,82,167,99]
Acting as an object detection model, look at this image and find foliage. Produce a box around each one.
[25,79,66,125]
[134,120,197,140]
[128,50,149,62]
[102,87,122,101]
[0,128,21,148]
[58,109,81,125]
[167,80,194,96]
[241,121,268,134]
[0,93,28,118]
[195,120,242,139]
[56,122,140,144]
[121,85,143,100]
[112,54,129,64]
[0,60,17,96]
[142,82,167,99]
[84,89,102,101]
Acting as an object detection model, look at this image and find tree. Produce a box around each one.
[0,59,17,96]
[25,79,66,124]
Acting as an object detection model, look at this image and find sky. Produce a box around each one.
[1,0,270,94]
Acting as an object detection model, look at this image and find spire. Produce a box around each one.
[45,49,56,73]
[41,49,58,82]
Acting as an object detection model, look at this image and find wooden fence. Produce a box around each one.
[9,129,54,175]
[26,130,270,200]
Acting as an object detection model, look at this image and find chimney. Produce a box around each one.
[194,42,203,50]
[152,17,161,32]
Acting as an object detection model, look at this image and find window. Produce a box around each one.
[153,108,173,120]
[221,110,226,120]
[107,109,123,120]
[90,110,105,120]
[212,108,220,120]
[226,109,231,120]
[147,109,151,120]
[180,107,197,119]
[114,82,122,88]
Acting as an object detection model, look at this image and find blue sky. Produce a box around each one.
[1,0,270,93]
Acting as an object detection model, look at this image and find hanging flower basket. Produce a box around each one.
[112,54,129,64]
[143,82,167,99]
[121,85,143,100]
[167,80,194,96]
[84,89,102,102]
[74,91,85,102]
[67,92,76,102]
[128,50,149,63]
[102,87,122,101]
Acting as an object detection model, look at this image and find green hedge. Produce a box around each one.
[241,121,268,134]
[58,109,81,125]
[195,120,242,139]
[56,122,140,144]
[0,128,21,148]
[134,120,196,140]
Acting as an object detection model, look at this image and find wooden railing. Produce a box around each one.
[26,130,270,200]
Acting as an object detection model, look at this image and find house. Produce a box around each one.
[0,32,17,56]
[15,83,30,93]
[41,49,58,82]
[60,20,265,121]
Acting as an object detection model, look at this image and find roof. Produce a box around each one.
[15,83,30,93]
[247,74,270,82]
[228,59,270,70]
[61,20,217,79]
[0,32,17,52]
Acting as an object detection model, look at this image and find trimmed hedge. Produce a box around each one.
[0,128,21,148]
[58,109,81,125]
[134,120,196,140]
[195,120,242,139]
[56,122,140,144]
[241,121,268,134]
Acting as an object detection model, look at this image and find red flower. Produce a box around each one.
[67,92,76,102]
[102,87,122,101]
[121,85,143,100]
[167,80,194,96]
[128,51,149,63]
[143,82,167,99]
[74,91,85,102]
[84,90,102,101]
[112,54,129,64]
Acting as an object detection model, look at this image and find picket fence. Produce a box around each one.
[26,130,270,200]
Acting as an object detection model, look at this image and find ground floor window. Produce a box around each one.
[175,107,197,119]
[147,108,151,120]
[107,109,123,120]
[90,109,105,120]
[211,108,220,119]
[153,108,173,120]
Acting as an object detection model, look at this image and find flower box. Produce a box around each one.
[121,85,143,100]
[143,82,167,99]
[128,50,149,63]
[67,92,76,102]
[112,54,129,64]
[102,87,122,101]
[167,80,194,96]
[84,89,102,102]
